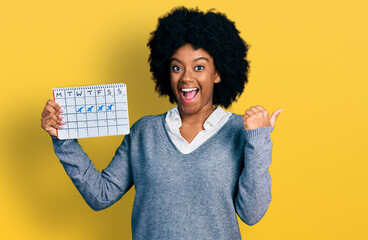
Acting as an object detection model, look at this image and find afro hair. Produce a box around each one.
[147,7,250,108]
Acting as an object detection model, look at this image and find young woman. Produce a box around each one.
[41,7,282,239]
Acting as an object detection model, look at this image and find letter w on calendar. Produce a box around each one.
[53,83,130,139]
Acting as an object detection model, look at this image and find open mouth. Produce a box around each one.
[180,88,199,102]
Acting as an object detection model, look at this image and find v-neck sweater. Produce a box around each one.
[52,113,274,240]
[165,106,232,154]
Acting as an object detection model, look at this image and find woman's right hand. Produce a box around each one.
[41,100,65,137]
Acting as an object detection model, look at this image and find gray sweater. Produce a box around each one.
[52,113,274,239]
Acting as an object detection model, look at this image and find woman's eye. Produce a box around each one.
[195,65,204,71]
[172,66,181,72]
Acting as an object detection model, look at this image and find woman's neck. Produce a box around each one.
[178,105,215,129]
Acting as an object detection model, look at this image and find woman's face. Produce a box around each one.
[170,43,220,116]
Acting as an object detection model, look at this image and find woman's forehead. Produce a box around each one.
[170,44,213,62]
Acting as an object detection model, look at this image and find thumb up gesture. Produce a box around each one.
[242,105,283,130]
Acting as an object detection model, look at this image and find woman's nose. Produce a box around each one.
[182,69,194,82]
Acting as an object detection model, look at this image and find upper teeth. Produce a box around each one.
[182,88,198,92]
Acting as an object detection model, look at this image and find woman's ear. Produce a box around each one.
[214,71,221,83]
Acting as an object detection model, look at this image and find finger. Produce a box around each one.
[46,100,63,113]
[242,114,248,121]
[255,106,270,118]
[43,113,65,126]
[245,109,256,117]
[250,106,261,113]
[42,110,65,125]
[254,105,266,111]
[41,117,55,129]
[252,106,270,120]
[41,105,53,117]
[254,105,269,116]
[48,118,64,129]
[41,121,59,137]
[43,103,63,119]
[46,99,60,109]
[42,109,58,120]
[42,109,64,125]
[42,104,58,118]
[41,119,63,134]
[270,109,283,128]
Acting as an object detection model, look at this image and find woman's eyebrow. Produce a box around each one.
[170,58,181,63]
[194,57,209,62]
[170,57,209,63]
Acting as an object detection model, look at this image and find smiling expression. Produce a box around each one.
[170,44,221,116]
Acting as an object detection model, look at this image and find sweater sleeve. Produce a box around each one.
[234,126,273,225]
[51,134,134,211]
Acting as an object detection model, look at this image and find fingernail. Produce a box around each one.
[59,114,64,119]
[61,121,65,125]
[59,108,64,113]
[59,125,63,129]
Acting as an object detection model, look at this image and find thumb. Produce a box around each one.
[270,109,283,128]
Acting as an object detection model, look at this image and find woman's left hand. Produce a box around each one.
[242,105,283,130]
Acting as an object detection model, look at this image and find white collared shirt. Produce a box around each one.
[165,106,232,154]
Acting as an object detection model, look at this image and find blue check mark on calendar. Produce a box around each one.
[87,106,94,112]
[98,105,104,111]
[107,104,113,110]
[77,107,83,113]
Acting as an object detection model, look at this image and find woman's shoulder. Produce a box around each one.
[227,113,244,128]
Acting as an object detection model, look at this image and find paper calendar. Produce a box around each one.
[53,83,129,139]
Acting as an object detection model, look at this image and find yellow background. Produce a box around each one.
[1,0,367,239]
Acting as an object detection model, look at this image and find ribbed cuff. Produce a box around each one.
[244,126,273,139]
[51,135,75,146]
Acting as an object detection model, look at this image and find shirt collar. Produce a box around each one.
[203,106,227,130]
[165,106,228,130]
[166,106,182,129]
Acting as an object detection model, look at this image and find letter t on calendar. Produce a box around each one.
[53,83,130,139]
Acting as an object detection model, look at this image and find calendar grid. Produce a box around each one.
[104,88,109,136]
[74,89,78,137]
[53,83,130,139]
[95,88,100,136]
[62,91,69,139]
[114,89,117,134]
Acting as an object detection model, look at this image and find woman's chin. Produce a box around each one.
[178,104,199,116]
